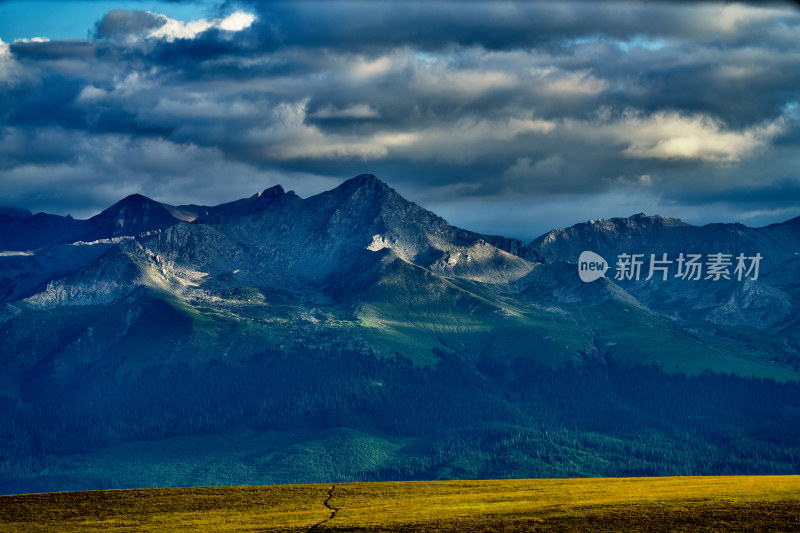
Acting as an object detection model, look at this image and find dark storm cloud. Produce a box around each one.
[246,1,800,52]
[1,1,799,239]
[94,9,167,40]
[9,40,96,59]
[8,76,84,127]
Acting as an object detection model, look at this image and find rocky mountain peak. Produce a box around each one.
[88,194,179,237]
[347,173,388,188]
[305,174,410,231]
[260,184,286,199]
[332,174,394,201]
[611,213,689,229]
[94,194,163,217]
[194,184,301,225]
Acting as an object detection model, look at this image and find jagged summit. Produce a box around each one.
[323,173,395,203]
[627,213,689,226]
[301,174,418,236]
[88,194,180,237]
[255,184,300,204]
[88,194,155,219]
[261,184,286,198]
[344,173,388,188]
[193,183,300,224]
[577,213,690,232]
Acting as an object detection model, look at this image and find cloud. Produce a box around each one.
[619,113,784,162]
[411,64,520,101]
[391,114,557,165]
[246,1,797,52]
[148,10,255,41]
[503,155,565,182]
[237,101,420,161]
[217,11,256,32]
[563,111,786,163]
[94,9,166,40]
[94,8,255,42]
[0,37,14,86]
[310,104,380,120]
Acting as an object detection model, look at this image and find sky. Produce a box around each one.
[1,0,800,241]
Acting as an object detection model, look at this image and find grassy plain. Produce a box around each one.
[1,475,799,532]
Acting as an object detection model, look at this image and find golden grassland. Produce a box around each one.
[1,475,799,532]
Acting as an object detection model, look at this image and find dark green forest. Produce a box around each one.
[2,345,800,493]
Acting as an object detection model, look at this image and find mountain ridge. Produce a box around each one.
[2,175,800,353]
[2,174,798,372]
[3,176,800,321]
[3,174,800,495]
[6,176,797,261]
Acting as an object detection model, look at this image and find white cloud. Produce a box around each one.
[244,101,397,160]
[412,66,519,99]
[701,3,785,37]
[239,100,555,163]
[217,11,257,32]
[0,37,9,62]
[12,37,50,44]
[406,49,607,104]
[617,112,784,162]
[128,10,256,42]
[0,37,21,87]
[528,68,608,98]
[348,55,394,80]
[561,111,785,163]
[77,85,109,103]
[394,114,556,164]
[147,16,214,41]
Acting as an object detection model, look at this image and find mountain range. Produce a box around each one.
[2,174,799,494]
